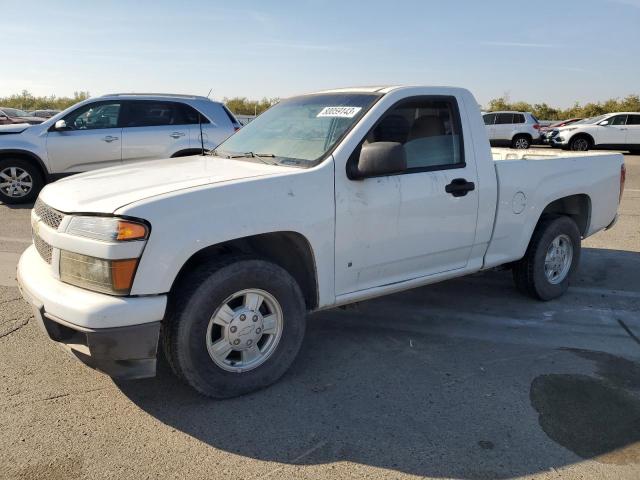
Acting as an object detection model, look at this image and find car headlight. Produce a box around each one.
[60,215,149,295]
[59,252,139,295]
[66,216,148,242]
[562,127,578,132]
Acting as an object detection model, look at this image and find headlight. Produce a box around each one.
[67,216,148,242]
[59,251,139,295]
[563,127,577,132]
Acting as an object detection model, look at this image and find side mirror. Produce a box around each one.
[599,120,609,126]
[351,142,407,179]
[54,119,68,130]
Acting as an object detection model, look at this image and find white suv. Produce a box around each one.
[0,93,240,204]
[549,112,640,153]
[483,111,541,149]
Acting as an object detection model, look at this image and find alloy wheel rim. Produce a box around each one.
[544,234,573,284]
[515,138,529,149]
[206,288,284,373]
[572,139,588,151]
[0,167,33,198]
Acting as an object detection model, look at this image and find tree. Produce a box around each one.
[223,97,279,116]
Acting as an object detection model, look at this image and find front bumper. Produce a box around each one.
[17,245,167,379]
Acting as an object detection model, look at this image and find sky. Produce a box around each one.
[1,0,639,108]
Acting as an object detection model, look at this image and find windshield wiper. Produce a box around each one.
[227,152,279,165]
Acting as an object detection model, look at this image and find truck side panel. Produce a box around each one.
[483,153,622,269]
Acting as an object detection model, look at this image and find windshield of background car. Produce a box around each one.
[577,114,609,125]
[215,93,381,167]
[3,108,30,117]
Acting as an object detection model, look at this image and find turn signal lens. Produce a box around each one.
[117,221,148,241]
[112,258,139,291]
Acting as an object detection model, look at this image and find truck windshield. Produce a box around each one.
[214,93,381,167]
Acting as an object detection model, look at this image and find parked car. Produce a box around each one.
[0,93,241,203]
[483,111,541,149]
[0,107,45,125]
[30,109,61,119]
[18,85,624,398]
[549,112,640,152]
[541,118,583,143]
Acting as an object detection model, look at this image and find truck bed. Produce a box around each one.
[483,148,624,270]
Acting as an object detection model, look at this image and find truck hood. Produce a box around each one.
[39,155,293,213]
[0,123,31,134]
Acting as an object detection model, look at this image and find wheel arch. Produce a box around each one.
[170,231,319,311]
[171,149,204,158]
[567,132,595,148]
[0,149,48,180]
[538,193,592,237]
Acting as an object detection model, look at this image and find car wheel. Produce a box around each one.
[512,135,531,149]
[512,216,581,301]
[163,256,306,398]
[569,136,591,152]
[0,158,44,204]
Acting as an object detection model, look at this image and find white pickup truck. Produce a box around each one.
[17,86,625,398]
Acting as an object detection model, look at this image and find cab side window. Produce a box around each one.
[495,113,514,124]
[609,115,627,126]
[64,102,122,130]
[628,115,640,125]
[365,97,464,170]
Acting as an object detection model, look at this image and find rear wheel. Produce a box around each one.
[512,135,531,149]
[569,136,591,152]
[512,216,581,301]
[0,158,44,204]
[163,256,306,398]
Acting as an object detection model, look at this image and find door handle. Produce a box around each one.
[445,178,475,197]
[102,136,119,142]
[170,132,185,138]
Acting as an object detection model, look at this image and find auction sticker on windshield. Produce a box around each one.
[317,106,362,118]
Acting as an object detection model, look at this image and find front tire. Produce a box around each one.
[0,158,44,204]
[163,256,306,398]
[512,135,531,149]
[569,136,591,152]
[512,216,581,301]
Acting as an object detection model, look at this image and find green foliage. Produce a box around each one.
[223,97,279,115]
[0,90,279,116]
[486,94,640,120]
[0,90,90,111]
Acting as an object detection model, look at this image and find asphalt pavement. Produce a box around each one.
[1,150,639,480]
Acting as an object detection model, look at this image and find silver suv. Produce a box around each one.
[483,111,541,149]
[0,93,240,204]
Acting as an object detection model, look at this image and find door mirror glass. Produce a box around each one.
[599,120,609,126]
[353,142,406,179]
[54,119,68,130]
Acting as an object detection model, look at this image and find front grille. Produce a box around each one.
[33,233,53,264]
[33,198,63,230]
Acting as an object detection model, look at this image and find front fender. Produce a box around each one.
[118,160,337,308]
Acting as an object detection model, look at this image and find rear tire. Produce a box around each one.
[163,256,306,398]
[512,216,581,301]
[0,158,44,204]
[512,135,531,149]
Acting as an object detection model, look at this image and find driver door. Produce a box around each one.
[334,95,479,295]
[46,101,123,174]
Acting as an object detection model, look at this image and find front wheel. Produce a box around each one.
[163,256,306,398]
[569,136,591,152]
[0,158,44,204]
[512,216,581,301]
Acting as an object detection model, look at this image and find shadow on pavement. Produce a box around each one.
[116,247,640,479]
